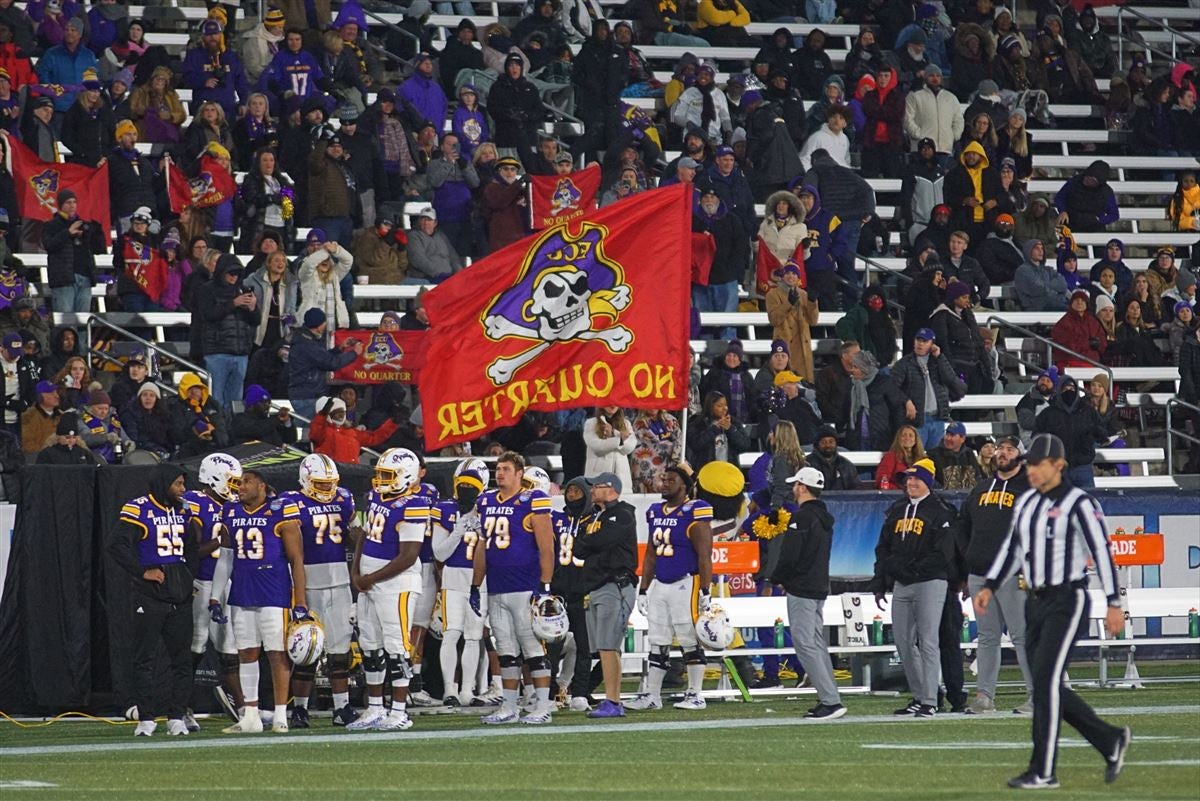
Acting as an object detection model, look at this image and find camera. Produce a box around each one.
[618,181,632,191]
[210,64,227,83]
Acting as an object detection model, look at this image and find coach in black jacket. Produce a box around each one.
[770,466,845,719]
[872,458,959,717]
[574,472,638,717]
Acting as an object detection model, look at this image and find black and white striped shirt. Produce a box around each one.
[984,482,1121,604]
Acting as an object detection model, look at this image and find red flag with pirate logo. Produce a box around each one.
[529,164,601,230]
[420,183,693,451]
[2,132,112,244]
[166,154,237,213]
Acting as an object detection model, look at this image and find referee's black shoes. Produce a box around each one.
[1006,772,1059,790]
[1105,726,1133,783]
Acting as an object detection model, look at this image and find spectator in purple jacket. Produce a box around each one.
[181,19,248,117]
[427,132,480,260]
[398,52,448,130]
[451,83,489,157]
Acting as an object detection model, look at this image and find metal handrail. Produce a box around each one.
[984,314,1114,390]
[360,7,421,48]
[1116,5,1200,69]
[85,314,212,390]
[1165,397,1200,476]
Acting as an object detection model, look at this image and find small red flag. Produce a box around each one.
[420,183,693,451]
[167,154,236,213]
[3,132,112,245]
[331,329,427,384]
[529,164,601,230]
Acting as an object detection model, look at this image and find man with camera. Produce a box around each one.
[182,18,248,118]
[195,255,260,409]
[42,190,103,313]
[287,308,362,421]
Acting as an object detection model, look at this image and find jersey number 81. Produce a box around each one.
[651,527,675,558]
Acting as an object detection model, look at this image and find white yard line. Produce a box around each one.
[1,705,1195,758]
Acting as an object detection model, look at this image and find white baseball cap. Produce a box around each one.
[786,466,826,490]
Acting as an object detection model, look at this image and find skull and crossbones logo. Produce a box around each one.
[482,223,633,386]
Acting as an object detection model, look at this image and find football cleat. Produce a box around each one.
[568,696,592,712]
[624,694,662,711]
[332,705,359,727]
[673,692,707,710]
[377,711,413,731]
[586,699,625,718]
[443,695,461,708]
[804,703,847,720]
[481,708,520,725]
[226,707,263,734]
[914,704,936,718]
[134,720,157,737]
[166,719,189,736]
[520,706,553,725]
[214,686,239,721]
[751,676,782,690]
[258,709,274,725]
[468,697,489,707]
[894,699,921,716]
[346,706,387,731]
[1105,726,1131,784]
[182,709,200,733]
[272,717,290,734]
[289,707,310,729]
[407,689,438,707]
[1007,772,1059,790]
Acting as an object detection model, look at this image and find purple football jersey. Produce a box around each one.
[362,490,431,562]
[645,499,712,583]
[286,487,356,566]
[223,495,301,608]
[122,495,188,568]
[476,488,551,594]
[182,489,223,581]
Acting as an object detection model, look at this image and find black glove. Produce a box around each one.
[1088,337,1101,350]
[767,509,780,526]
[455,485,480,514]
[456,156,468,170]
[788,288,799,305]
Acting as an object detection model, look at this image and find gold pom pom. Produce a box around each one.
[751,508,791,541]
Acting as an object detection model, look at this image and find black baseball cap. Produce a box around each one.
[1027,433,1065,464]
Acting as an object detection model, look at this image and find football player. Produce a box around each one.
[347,448,429,731]
[209,469,308,734]
[627,463,714,711]
[184,453,244,728]
[287,454,358,728]
[471,451,556,725]
[431,458,488,706]
[406,453,442,707]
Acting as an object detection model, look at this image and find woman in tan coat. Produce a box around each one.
[765,261,819,381]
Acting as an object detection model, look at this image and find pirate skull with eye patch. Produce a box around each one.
[528,266,592,340]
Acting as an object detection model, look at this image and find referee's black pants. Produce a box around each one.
[131,597,194,722]
[1025,585,1123,778]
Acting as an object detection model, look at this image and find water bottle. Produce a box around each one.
[1189,608,1199,639]
[1133,526,1144,536]
[871,615,883,646]
[624,625,634,652]
[961,616,970,643]
[113,439,124,464]
[1114,526,1127,537]
[773,618,785,648]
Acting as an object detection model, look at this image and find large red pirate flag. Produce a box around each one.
[167,154,236,213]
[2,132,112,244]
[529,164,601,229]
[421,183,693,451]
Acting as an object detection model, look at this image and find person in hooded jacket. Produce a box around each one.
[1051,288,1106,368]
[900,138,948,245]
[846,349,906,451]
[804,150,873,307]
[929,279,989,393]
[791,29,834,100]
[108,463,199,736]
[691,186,748,329]
[488,53,545,165]
[793,184,847,312]
[310,395,399,462]
[944,141,999,249]
[110,352,153,419]
[902,262,947,348]
[40,324,83,380]
[804,74,847,138]
[1015,239,1069,312]
[1034,376,1107,487]
[871,458,957,718]
[835,284,897,367]
[1054,160,1119,233]
[755,190,808,297]
[1088,238,1133,293]
[977,213,1024,285]
[168,372,229,459]
[860,63,905,178]
[805,425,859,490]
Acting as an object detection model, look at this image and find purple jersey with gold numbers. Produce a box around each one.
[284,487,356,566]
[477,488,551,594]
[433,499,480,570]
[223,495,302,607]
[182,489,223,581]
[122,495,189,568]
[363,490,432,562]
[645,499,713,583]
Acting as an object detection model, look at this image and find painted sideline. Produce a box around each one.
[2,705,1196,758]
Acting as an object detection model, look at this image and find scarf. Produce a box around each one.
[698,82,717,130]
[725,368,747,420]
[848,354,877,442]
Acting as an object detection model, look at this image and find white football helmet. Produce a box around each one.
[453,457,490,490]
[287,618,327,667]
[530,594,569,643]
[198,452,243,501]
[299,453,340,503]
[695,605,735,650]
[373,447,420,495]
[522,465,552,494]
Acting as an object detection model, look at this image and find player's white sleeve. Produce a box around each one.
[397,520,425,544]
[433,520,463,562]
[209,547,233,602]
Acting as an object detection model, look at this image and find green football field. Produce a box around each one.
[2,666,1198,801]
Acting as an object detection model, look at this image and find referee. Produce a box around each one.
[975,434,1131,790]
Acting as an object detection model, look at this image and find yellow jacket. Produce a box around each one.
[697,0,750,29]
[1169,183,1200,232]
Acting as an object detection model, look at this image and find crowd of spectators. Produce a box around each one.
[0,0,1197,489]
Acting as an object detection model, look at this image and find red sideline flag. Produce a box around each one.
[167,154,236,213]
[529,164,601,229]
[3,132,112,244]
[331,329,427,384]
[421,183,693,451]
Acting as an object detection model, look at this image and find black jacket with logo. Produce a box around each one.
[871,492,958,590]
[574,499,638,593]
[769,498,835,600]
[958,468,1031,576]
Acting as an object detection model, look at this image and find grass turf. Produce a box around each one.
[2,672,1198,800]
